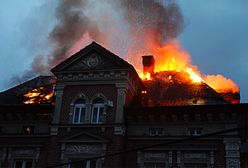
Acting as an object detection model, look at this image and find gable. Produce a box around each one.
[60,131,109,143]
[51,42,133,74]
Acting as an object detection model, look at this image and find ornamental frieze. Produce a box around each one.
[65,144,102,154]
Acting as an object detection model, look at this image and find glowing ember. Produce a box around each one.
[141,90,147,94]
[139,72,152,81]
[23,87,54,104]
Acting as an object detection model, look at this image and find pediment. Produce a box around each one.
[52,42,133,74]
[60,131,109,143]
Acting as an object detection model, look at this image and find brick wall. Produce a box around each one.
[60,85,117,124]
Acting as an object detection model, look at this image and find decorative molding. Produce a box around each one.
[210,151,214,167]
[114,126,126,135]
[183,153,208,159]
[12,149,35,155]
[65,144,102,154]
[224,138,241,168]
[87,53,100,67]
[177,151,181,166]
[50,127,58,135]
[169,151,172,166]
[57,70,128,82]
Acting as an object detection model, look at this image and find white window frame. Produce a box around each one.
[73,103,86,124]
[13,159,33,168]
[91,103,104,124]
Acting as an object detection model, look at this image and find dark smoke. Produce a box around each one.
[48,0,102,68]
[120,0,183,44]
[11,0,183,85]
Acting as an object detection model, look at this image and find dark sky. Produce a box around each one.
[0,0,247,102]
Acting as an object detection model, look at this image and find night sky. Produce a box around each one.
[0,0,248,102]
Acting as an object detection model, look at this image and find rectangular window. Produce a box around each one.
[92,107,98,123]
[73,106,86,124]
[73,107,80,123]
[188,128,203,136]
[91,106,104,124]
[184,163,207,168]
[144,162,166,168]
[98,107,104,123]
[149,128,163,136]
[14,160,32,168]
[68,160,97,168]
[80,108,86,123]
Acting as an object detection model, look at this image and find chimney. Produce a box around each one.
[142,55,155,75]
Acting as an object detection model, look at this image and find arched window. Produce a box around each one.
[91,98,104,124]
[73,99,86,124]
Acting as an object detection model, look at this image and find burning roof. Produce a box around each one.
[140,72,229,106]
[0,42,240,106]
[0,76,55,105]
[136,55,240,106]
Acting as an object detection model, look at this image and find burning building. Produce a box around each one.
[0,42,247,168]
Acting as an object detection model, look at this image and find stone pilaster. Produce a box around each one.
[224,138,241,168]
[168,151,172,167]
[210,151,214,168]
[115,83,128,123]
[176,151,181,167]
[51,84,64,135]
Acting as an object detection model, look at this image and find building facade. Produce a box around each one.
[0,42,247,168]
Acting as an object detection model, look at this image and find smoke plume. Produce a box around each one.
[18,0,183,77]
[11,0,238,94]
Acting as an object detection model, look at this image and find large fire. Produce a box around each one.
[130,40,239,94]
[23,87,54,104]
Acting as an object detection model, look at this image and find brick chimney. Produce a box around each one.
[142,55,155,75]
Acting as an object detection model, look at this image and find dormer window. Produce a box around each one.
[73,99,86,124]
[91,98,104,124]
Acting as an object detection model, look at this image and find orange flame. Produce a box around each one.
[204,75,239,93]
[139,72,152,81]
[128,39,238,93]
[23,87,54,104]
[135,40,203,83]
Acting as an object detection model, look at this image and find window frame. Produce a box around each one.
[188,128,203,136]
[149,128,163,136]
[13,159,33,168]
[72,100,86,124]
[91,98,105,124]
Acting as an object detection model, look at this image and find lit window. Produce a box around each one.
[14,160,32,168]
[188,128,202,136]
[73,99,86,124]
[149,128,163,136]
[91,98,104,124]
[23,126,34,134]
